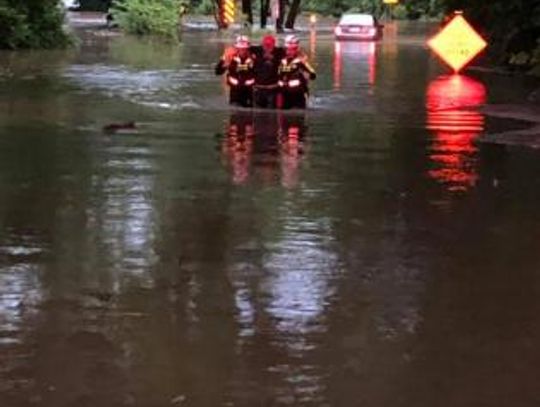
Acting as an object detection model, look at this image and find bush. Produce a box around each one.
[532,42,540,75]
[111,0,182,39]
[0,0,71,49]
[194,0,214,15]
[0,5,30,49]
[392,4,408,20]
[303,0,348,17]
[507,33,540,72]
[303,0,384,18]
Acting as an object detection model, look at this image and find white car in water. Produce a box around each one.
[334,13,383,41]
[62,0,79,10]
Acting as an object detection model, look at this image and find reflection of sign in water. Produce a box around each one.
[426,75,486,191]
[428,14,487,73]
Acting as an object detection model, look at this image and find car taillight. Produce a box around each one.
[334,26,342,35]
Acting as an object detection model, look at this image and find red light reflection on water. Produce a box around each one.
[221,115,254,185]
[333,41,376,90]
[220,113,306,188]
[426,75,486,191]
[309,29,317,60]
[333,42,342,90]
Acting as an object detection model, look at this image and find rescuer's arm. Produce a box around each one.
[298,48,308,61]
[301,61,317,80]
[215,59,227,75]
[215,46,237,75]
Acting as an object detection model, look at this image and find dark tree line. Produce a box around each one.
[0,0,70,49]
[0,0,538,70]
[445,0,540,66]
[76,0,302,30]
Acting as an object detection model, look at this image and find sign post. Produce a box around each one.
[220,0,236,28]
[382,0,398,20]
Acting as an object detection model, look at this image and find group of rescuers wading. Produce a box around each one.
[215,34,317,109]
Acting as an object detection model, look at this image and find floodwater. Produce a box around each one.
[1,23,540,407]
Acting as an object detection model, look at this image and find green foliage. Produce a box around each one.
[111,0,182,39]
[350,0,384,17]
[303,0,370,17]
[391,4,408,20]
[530,42,540,75]
[0,0,71,49]
[444,0,539,68]
[0,5,30,48]
[193,0,214,15]
[301,0,444,18]
[300,0,445,19]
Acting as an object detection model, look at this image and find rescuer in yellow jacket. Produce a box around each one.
[215,36,256,108]
[278,35,317,109]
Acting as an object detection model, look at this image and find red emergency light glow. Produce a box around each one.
[333,41,342,89]
[426,75,486,191]
[428,14,487,73]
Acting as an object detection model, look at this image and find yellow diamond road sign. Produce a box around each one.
[428,14,487,73]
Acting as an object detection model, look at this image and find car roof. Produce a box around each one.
[339,14,375,25]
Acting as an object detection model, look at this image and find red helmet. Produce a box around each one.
[262,34,276,48]
[235,35,250,49]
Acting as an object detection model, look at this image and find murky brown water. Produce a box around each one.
[1,23,540,407]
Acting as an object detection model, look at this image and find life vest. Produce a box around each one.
[228,55,256,87]
[233,55,254,72]
[279,57,303,74]
[278,57,307,90]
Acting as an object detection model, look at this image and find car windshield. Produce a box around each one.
[62,0,78,7]
[339,14,375,26]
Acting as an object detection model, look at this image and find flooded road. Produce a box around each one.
[1,23,540,407]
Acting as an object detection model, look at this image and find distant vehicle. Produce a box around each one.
[62,0,79,10]
[334,14,383,41]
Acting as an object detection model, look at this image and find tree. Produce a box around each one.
[444,0,539,66]
[275,0,286,32]
[110,0,183,38]
[285,0,301,29]
[0,0,71,49]
[260,0,270,28]
[242,0,253,25]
